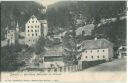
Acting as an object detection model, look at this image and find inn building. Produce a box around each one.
[79,38,114,61]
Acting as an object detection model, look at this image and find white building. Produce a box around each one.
[6,30,16,45]
[6,22,19,45]
[80,38,113,61]
[25,15,48,46]
[40,45,65,68]
[118,45,127,59]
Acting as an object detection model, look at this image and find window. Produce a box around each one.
[28,26,29,28]
[103,56,105,58]
[36,33,37,36]
[28,30,29,32]
[31,30,33,32]
[29,21,30,23]
[28,34,30,36]
[85,56,88,58]
[90,50,92,53]
[35,30,37,32]
[38,25,39,28]
[97,56,99,58]
[35,26,37,28]
[32,21,34,23]
[29,40,30,41]
[36,21,37,23]
[103,50,104,52]
[91,56,93,59]
[31,26,33,28]
[32,34,34,36]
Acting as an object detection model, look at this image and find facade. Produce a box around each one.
[25,15,48,46]
[25,15,41,46]
[6,22,19,45]
[40,46,65,68]
[39,20,48,37]
[118,45,127,59]
[80,38,113,61]
[6,30,16,45]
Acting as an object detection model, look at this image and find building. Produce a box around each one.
[39,19,48,37]
[40,45,65,68]
[25,4,48,46]
[75,24,94,36]
[25,15,41,46]
[25,15,48,46]
[79,38,114,62]
[117,45,127,59]
[6,29,16,45]
[6,22,19,45]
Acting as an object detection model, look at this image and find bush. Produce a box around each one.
[1,44,26,71]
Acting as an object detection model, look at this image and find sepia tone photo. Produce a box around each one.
[0,0,127,82]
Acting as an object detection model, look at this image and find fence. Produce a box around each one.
[22,64,82,72]
[43,64,82,72]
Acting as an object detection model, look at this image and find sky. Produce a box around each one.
[39,0,60,6]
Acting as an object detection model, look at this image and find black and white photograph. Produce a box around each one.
[0,0,127,82]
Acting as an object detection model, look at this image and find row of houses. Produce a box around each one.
[22,37,126,69]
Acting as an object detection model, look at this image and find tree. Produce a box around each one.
[76,1,126,37]
[1,44,26,71]
[34,37,46,55]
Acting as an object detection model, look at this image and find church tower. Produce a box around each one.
[39,4,48,37]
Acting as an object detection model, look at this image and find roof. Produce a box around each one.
[44,45,63,57]
[31,15,36,19]
[39,20,47,24]
[80,38,113,50]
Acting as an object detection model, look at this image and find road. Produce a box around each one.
[83,57,126,72]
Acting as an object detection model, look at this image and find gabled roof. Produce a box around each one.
[31,15,36,19]
[80,38,113,50]
[44,45,63,57]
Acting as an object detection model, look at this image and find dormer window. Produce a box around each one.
[32,21,34,23]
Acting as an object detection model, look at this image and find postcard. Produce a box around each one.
[0,0,127,83]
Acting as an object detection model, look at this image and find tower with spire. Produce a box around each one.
[39,3,48,37]
[6,21,20,45]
